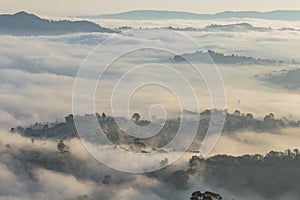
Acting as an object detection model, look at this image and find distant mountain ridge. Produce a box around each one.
[79,10,300,21]
[166,23,277,32]
[0,11,117,36]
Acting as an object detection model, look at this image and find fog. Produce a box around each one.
[0,129,192,200]
[1,18,300,199]
[1,25,300,129]
[1,122,300,199]
[89,18,300,30]
[208,128,300,156]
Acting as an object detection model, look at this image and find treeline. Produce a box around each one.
[151,149,300,199]
[173,50,278,65]
[12,110,300,153]
[189,149,300,199]
[0,11,117,36]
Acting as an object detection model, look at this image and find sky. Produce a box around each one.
[1,0,300,17]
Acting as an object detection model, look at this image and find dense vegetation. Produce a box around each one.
[166,23,272,32]
[189,149,300,199]
[173,50,278,65]
[6,113,300,199]
[0,11,117,35]
[13,110,299,153]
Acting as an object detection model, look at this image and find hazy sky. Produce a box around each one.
[1,0,300,16]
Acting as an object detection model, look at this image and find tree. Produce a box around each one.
[190,191,223,200]
[102,175,111,184]
[159,158,169,167]
[233,110,241,116]
[57,140,68,153]
[269,113,275,120]
[246,113,254,119]
[132,113,141,122]
[285,149,292,158]
[294,148,299,156]
[134,138,146,150]
[189,156,204,171]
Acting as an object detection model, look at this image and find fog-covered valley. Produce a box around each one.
[1,11,300,200]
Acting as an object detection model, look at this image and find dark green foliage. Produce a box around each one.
[192,149,300,199]
[102,175,111,184]
[0,11,117,36]
[173,50,277,65]
[190,190,223,200]
[15,110,299,154]
[132,113,141,122]
[57,140,68,153]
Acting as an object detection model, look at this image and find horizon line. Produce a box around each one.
[1,9,300,18]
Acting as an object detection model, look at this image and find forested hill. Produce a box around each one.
[188,149,300,199]
[0,11,117,36]
[173,50,279,65]
[11,110,300,153]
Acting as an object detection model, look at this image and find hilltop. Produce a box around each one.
[0,11,117,36]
